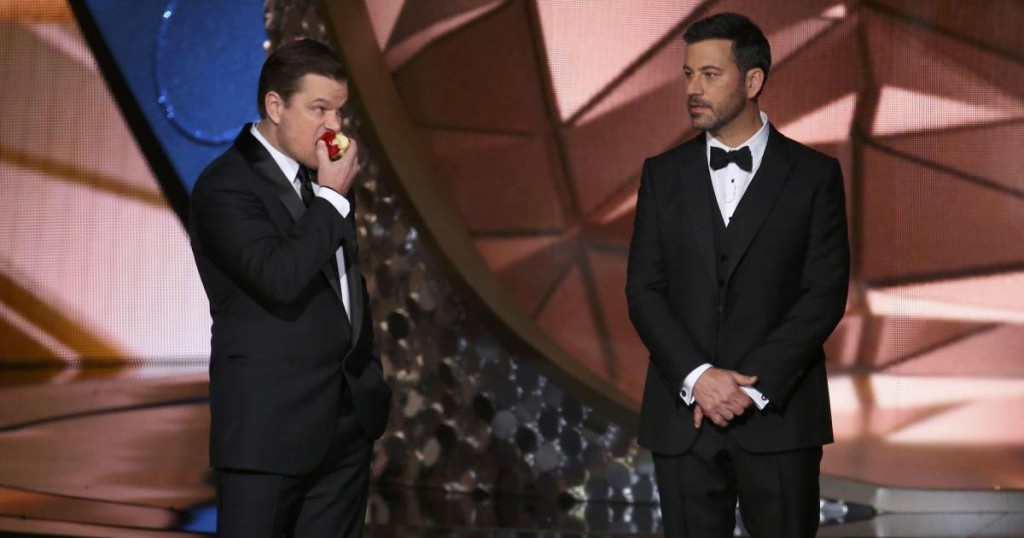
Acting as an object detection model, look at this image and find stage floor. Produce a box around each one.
[0,373,1021,537]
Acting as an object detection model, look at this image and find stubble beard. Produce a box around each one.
[689,84,747,134]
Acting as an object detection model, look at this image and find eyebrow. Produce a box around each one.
[684,64,723,71]
[308,97,345,109]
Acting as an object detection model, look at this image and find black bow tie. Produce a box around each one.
[710,146,753,172]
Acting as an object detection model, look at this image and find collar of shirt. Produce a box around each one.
[705,111,770,176]
[250,122,305,197]
[704,112,771,225]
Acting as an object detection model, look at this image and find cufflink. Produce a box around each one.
[680,389,688,398]
[760,394,768,401]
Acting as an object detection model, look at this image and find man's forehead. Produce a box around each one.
[297,73,347,90]
[297,75,348,100]
[684,39,736,68]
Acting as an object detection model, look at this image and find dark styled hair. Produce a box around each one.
[256,39,346,118]
[683,12,771,96]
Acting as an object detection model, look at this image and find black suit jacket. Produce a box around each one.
[190,125,391,475]
[626,126,849,455]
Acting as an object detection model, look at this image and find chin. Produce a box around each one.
[690,117,714,131]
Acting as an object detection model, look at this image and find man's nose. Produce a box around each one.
[686,77,702,95]
[325,113,342,132]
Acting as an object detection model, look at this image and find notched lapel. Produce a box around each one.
[724,128,793,281]
[236,126,307,222]
[237,126,346,304]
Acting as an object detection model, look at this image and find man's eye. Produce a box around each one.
[313,107,325,114]
[706,72,718,79]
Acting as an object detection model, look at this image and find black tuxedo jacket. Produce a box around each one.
[189,125,391,475]
[626,126,849,455]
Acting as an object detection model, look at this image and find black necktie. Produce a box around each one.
[297,166,315,207]
[298,166,345,296]
[709,146,753,172]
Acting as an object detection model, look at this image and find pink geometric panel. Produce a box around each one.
[577,40,686,126]
[828,381,959,441]
[885,324,1024,377]
[386,0,500,48]
[887,394,1024,446]
[823,314,863,367]
[586,189,640,248]
[881,122,1024,195]
[872,0,1024,55]
[417,128,524,162]
[868,272,1024,324]
[866,12,1024,113]
[562,83,692,219]
[862,316,990,369]
[759,18,862,128]
[384,1,504,70]
[536,0,701,121]
[536,265,608,380]
[872,86,1024,137]
[820,3,848,19]
[870,374,1024,409]
[434,134,571,233]
[585,248,647,400]
[474,236,564,273]
[778,92,857,145]
[767,17,835,67]
[474,236,575,315]
[859,147,1024,281]
[393,1,549,132]
[363,0,405,49]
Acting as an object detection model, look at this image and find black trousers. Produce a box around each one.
[215,405,372,538]
[653,425,822,538]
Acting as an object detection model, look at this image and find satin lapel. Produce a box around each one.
[724,127,793,282]
[306,169,345,304]
[236,125,307,222]
[677,137,717,282]
[237,126,344,303]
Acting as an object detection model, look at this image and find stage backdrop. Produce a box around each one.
[0,1,1022,534]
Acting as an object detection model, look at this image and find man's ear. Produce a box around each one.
[264,91,284,124]
[746,68,765,99]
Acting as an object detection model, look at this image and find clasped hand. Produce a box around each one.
[692,367,758,428]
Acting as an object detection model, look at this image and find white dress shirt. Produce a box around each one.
[679,111,771,410]
[250,123,352,320]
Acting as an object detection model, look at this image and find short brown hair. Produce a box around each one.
[256,39,346,118]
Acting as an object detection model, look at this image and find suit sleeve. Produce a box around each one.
[738,159,850,407]
[190,175,356,305]
[626,159,712,394]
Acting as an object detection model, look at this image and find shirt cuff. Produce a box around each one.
[315,186,351,218]
[679,363,712,405]
[741,386,769,410]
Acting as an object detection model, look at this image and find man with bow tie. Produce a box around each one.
[626,12,850,538]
